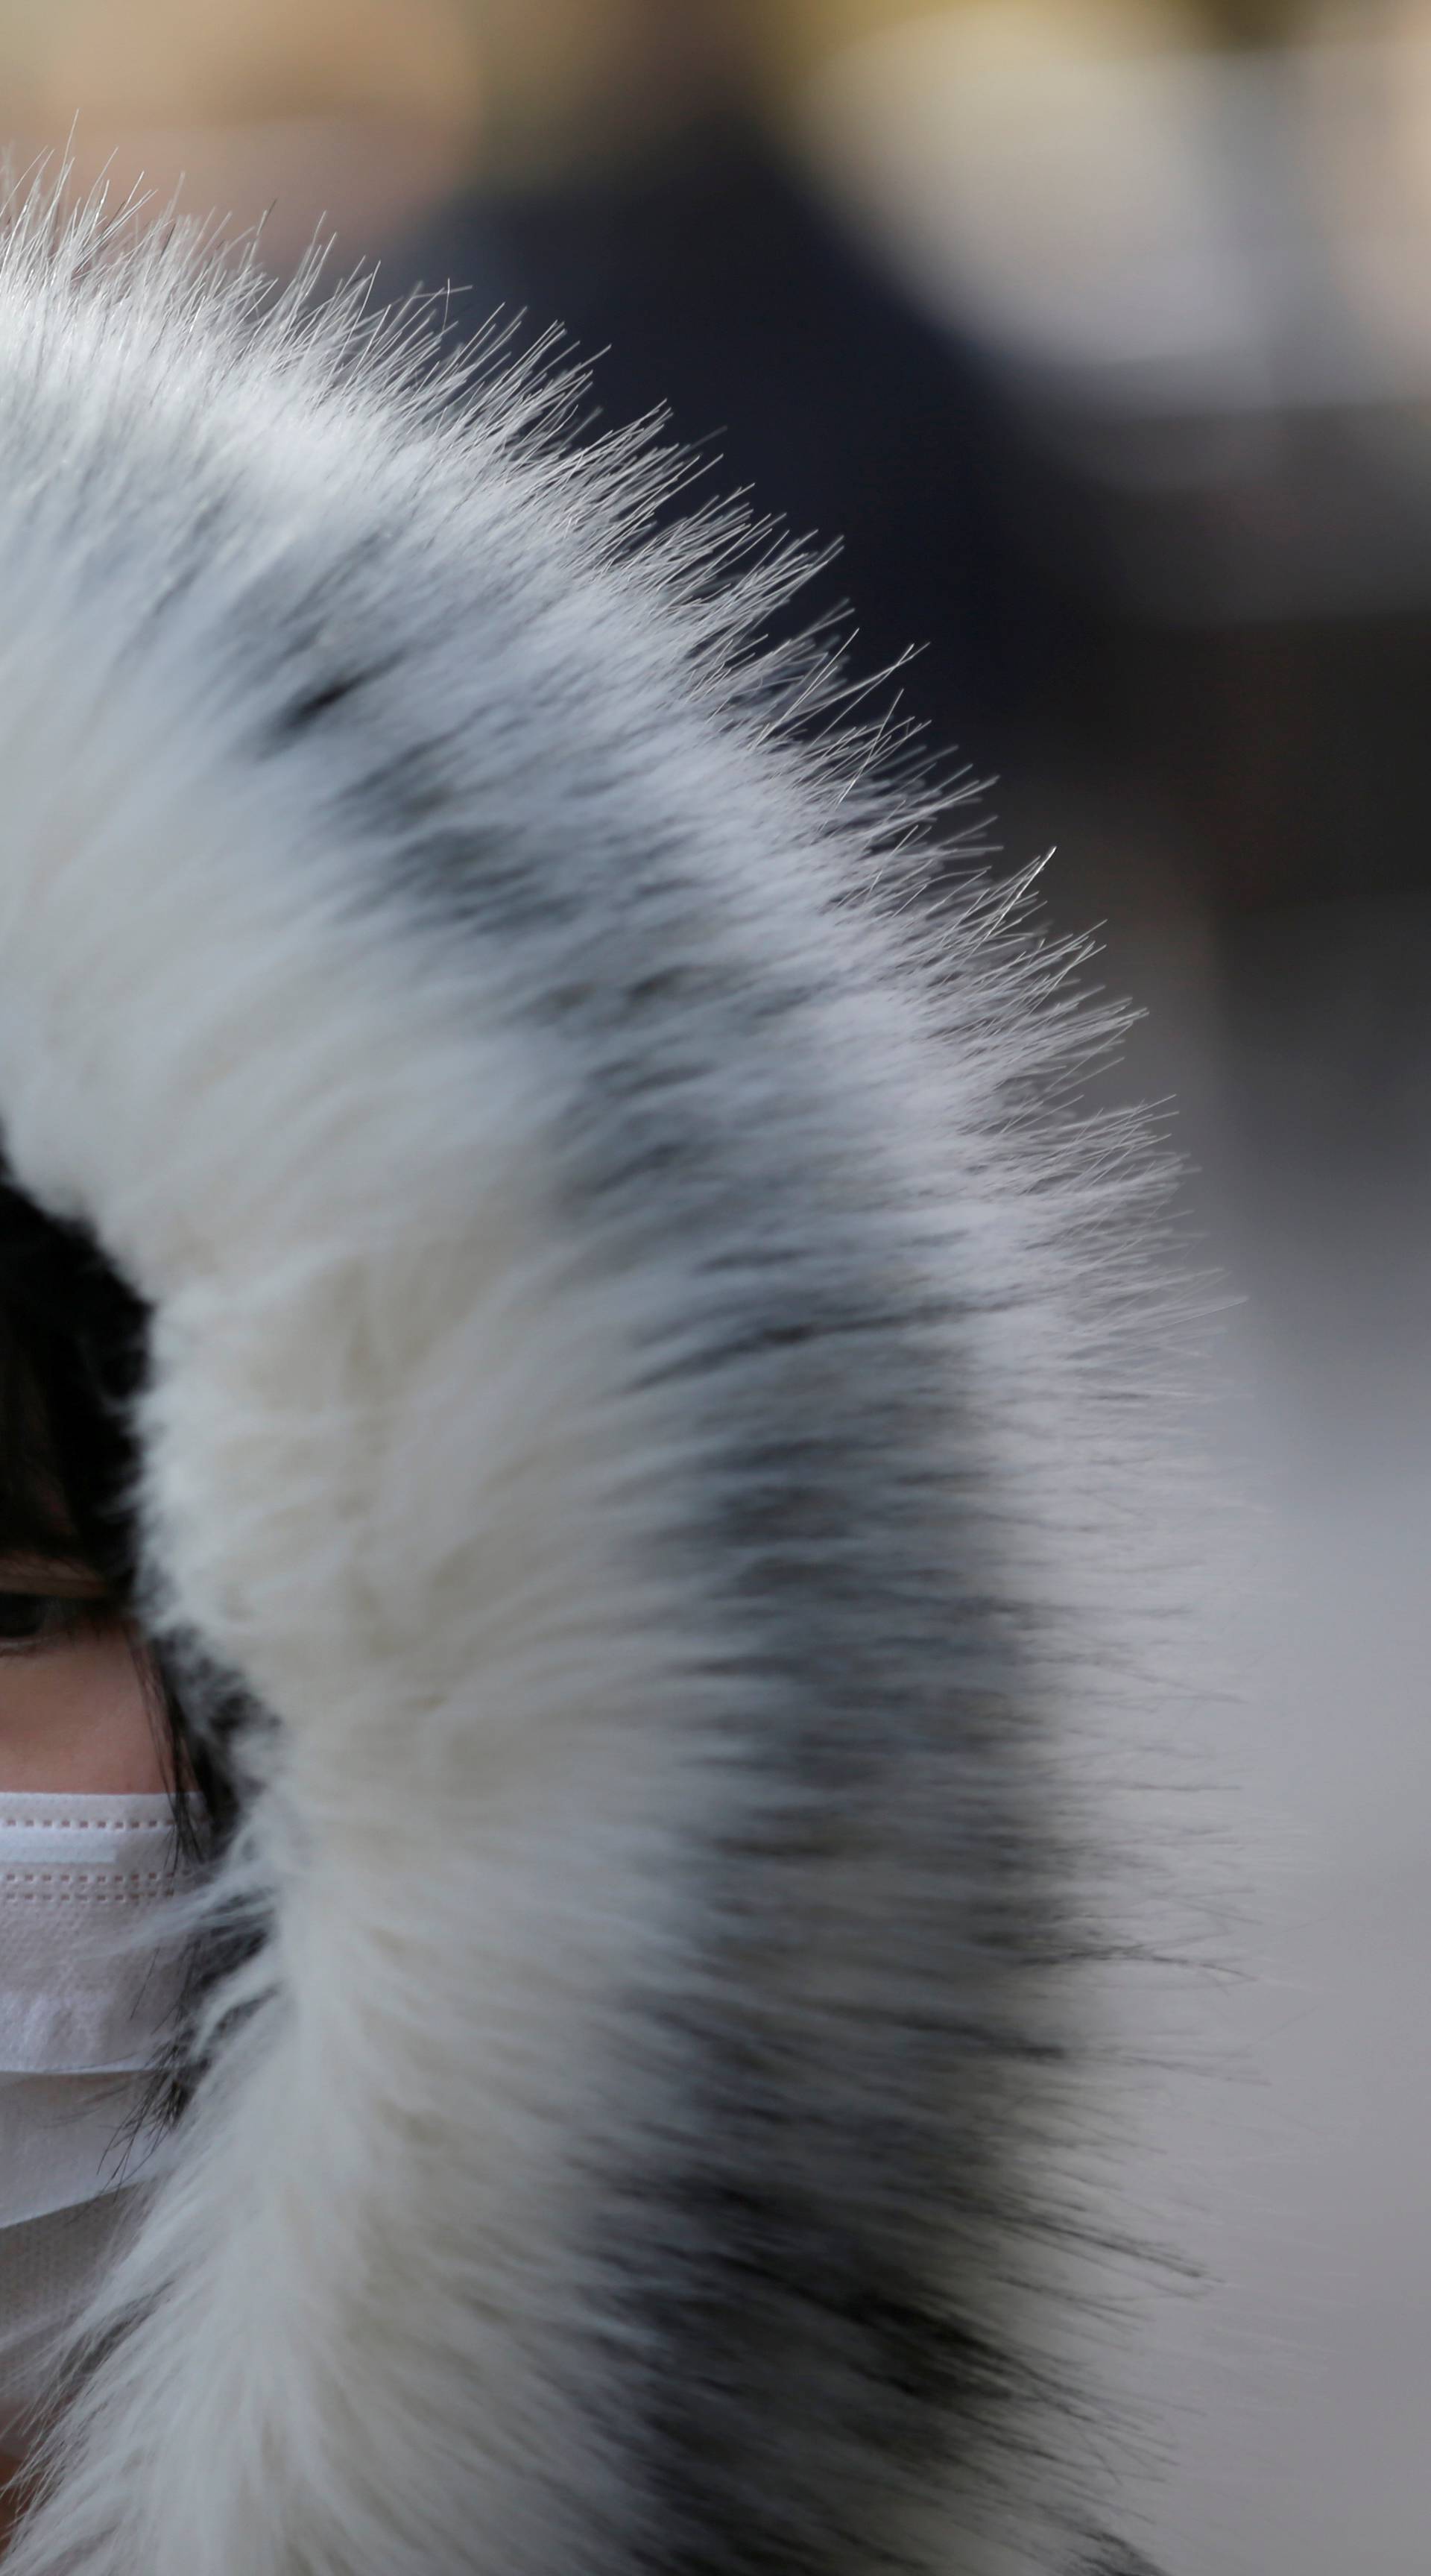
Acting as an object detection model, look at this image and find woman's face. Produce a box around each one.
[0,1557,166,1793]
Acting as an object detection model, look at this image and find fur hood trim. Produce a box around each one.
[0,186,1178,2576]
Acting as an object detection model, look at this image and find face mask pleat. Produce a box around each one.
[0,1794,198,2082]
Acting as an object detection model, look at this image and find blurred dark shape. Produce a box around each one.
[394,110,1048,786]
[387,32,1431,920]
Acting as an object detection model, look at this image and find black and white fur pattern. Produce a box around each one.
[0,185,1184,2576]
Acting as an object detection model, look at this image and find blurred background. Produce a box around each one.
[7,3,1431,2568]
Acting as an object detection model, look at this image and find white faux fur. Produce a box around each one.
[0,183,1186,2575]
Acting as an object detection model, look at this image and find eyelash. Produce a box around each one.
[0,1594,111,1657]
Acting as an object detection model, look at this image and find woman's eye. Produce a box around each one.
[0,1592,101,1651]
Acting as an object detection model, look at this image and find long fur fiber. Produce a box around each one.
[0,183,1184,2575]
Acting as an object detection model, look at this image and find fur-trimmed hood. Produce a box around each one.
[0,188,1178,2576]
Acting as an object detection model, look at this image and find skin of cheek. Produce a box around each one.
[0,1629,168,1794]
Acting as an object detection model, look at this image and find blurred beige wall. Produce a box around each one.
[0,0,933,259]
[0,0,482,263]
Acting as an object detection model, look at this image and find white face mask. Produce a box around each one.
[0,1792,205,2449]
